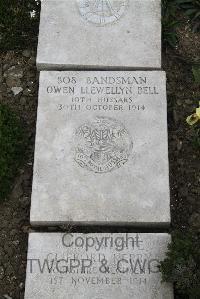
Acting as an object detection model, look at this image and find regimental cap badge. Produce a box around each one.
[74,116,133,173]
[77,0,129,26]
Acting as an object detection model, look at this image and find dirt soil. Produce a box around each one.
[0,21,199,299]
[0,51,38,298]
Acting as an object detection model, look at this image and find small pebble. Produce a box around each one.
[22,50,31,58]
[11,87,23,96]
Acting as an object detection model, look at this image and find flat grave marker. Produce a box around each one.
[37,0,161,70]
[25,233,173,299]
[30,70,170,226]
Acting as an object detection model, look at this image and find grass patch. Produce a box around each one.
[160,231,200,299]
[0,104,27,201]
[192,66,200,83]
[177,0,200,32]
[162,0,200,47]
[162,0,180,47]
[192,127,200,148]
[0,0,40,51]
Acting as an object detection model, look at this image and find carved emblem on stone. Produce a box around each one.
[77,0,129,26]
[74,116,133,173]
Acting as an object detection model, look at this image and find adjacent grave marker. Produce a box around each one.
[24,233,173,299]
[37,0,161,70]
[30,70,170,226]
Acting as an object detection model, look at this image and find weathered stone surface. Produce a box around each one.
[37,0,161,70]
[30,70,170,226]
[24,233,173,299]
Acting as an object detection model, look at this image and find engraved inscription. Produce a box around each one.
[74,116,133,173]
[77,0,129,26]
[26,233,168,293]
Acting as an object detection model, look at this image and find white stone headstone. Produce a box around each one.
[37,0,161,70]
[30,70,170,226]
[24,233,173,298]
